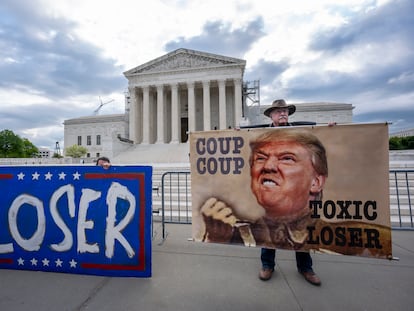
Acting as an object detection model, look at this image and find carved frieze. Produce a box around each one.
[125,49,245,75]
[137,54,232,73]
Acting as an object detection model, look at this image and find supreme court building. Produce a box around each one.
[124,48,246,144]
[64,48,353,162]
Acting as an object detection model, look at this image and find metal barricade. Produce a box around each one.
[159,171,191,239]
[390,169,414,230]
[154,169,414,240]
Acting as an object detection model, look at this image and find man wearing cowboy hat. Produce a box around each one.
[259,98,321,285]
[264,99,296,127]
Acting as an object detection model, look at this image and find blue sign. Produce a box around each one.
[0,165,152,277]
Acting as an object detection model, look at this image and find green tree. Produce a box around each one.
[407,136,414,149]
[52,152,63,158]
[22,138,39,157]
[0,129,38,158]
[389,136,414,150]
[389,137,401,150]
[400,136,414,149]
[65,145,88,158]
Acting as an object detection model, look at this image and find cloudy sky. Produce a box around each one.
[1,0,413,150]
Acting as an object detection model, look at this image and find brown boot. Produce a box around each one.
[300,271,321,286]
[258,268,274,281]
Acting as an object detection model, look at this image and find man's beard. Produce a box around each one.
[278,117,288,125]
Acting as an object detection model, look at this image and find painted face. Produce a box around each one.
[250,140,320,218]
[270,108,289,126]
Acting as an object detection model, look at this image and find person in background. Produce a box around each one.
[96,156,111,169]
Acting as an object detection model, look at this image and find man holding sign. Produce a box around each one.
[200,127,327,285]
[195,99,392,286]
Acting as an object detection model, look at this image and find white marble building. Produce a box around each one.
[63,48,354,163]
[244,102,354,127]
[124,48,245,144]
[63,114,130,160]
[390,128,414,137]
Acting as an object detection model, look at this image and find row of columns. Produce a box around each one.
[128,78,243,144]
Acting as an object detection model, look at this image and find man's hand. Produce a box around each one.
[200,197,238,243]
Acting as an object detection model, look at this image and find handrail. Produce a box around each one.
[389,169,414,230]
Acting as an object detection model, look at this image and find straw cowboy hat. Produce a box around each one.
[264,99,296,117]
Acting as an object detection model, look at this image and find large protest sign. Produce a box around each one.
[190,123,392,259]
[0,165,152,277]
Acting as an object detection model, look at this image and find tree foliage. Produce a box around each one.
[22,138,39,157]
[52,152,63,158]
[0,129,39,158]
[389,136,414,150]
[65,144,88,158]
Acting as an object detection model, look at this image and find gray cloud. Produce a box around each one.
[244,59,289,85]
[1,0,413,150]
[0,0,125,98]
[164,17,266,58]
[0,0,126,148]
[279,0,414,131]
[302,0,414,100]
[310,0,414,53]
[0,104,65,148]
[0,102,74,131]
[0,98,125,148]
[354,108,414,134]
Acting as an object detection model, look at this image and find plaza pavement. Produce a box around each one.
[1,223,413,311]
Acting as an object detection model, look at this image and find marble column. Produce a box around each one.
[142,86,150,144]
[187,81,195,133]
[218,79,226,129]
[128,87,137,143]
[234,78,242,128]
[170,83,179,143]
[156,85,165,143]
[202,80,211,131]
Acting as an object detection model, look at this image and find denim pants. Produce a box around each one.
[261,248,313,273]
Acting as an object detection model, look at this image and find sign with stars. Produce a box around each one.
[0,165,152,277]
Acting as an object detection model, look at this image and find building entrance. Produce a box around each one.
[181,117,188,143]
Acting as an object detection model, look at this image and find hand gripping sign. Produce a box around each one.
[0,165,152,277]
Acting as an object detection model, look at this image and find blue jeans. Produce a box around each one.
[261,248,313,273]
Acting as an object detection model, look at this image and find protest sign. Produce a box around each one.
[0,165,152,277]
[190,123,392,259]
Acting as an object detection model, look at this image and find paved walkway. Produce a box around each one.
[1,223,413,311]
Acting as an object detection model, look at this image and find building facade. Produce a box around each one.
[247,102,354,126]
[390,128,414,137]
[63,48,355,162]
[63,114,129,160]
[37,147,52,158]
[123,48,246,144]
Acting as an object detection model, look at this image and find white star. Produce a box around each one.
[73,172,81,180]
[45,172,53,180]
[58,172,66,180]
[30,258,38,266]
[55,258,63,267]
[17,172,25,180]
[42,258,50,266]
[17,257,24,265]
[69,259,77,268]
[32,172,40,180]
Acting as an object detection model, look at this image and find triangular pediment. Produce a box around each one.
[124,48,246,76]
